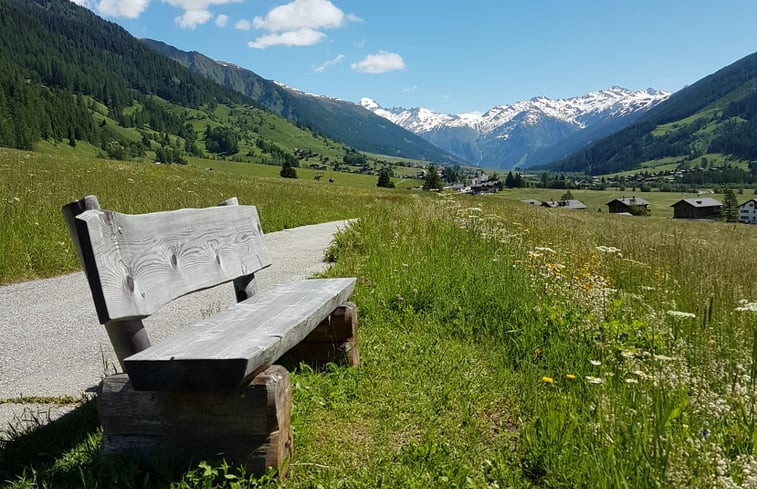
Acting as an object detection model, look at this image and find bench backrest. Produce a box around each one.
[63,196,271,324]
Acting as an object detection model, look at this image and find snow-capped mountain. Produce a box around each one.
[361,87,670,168]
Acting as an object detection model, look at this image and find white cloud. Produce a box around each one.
[402,85,418,93]
[162,0,241,9]
[248,28,325,49]
[234,19,251,31]
[351,51,405,74]
[253,0,357,32]
[315,54,345,72]
[97,0,150,18]
[215,14,229,27]
[70,0,95,7]
[175,9,213,28]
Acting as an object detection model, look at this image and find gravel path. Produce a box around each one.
[0,220,352,438]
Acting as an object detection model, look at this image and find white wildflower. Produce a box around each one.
[595,245,621,254]
[590,360,602,366]
[625,378,638,384]
[534,246,556,254]
[735,301,757,312]
[666,310,696,319]
[586,376,603,384]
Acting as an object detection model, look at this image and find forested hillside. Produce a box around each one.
[142,40,459,164]
[549,51,757,175]
[0,0,251,150]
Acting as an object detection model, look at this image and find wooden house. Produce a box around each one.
[606,196,650,215]
[738,198,757,224]
[671,198,721,220]
[542,199,587,210]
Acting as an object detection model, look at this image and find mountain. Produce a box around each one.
[142,39,459,164]
[0,0,415,169]
[547,51,757,175]
[362,87,670,169]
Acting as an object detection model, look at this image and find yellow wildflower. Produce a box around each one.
[541,376,554,384]
[566,374,576,380]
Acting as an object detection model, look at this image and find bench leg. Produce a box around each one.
[282,302,359,368]
[97,366,292,476]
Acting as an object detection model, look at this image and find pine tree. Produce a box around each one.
[377,167,395,188]
[721,188,739,222]
[423,164,443,191]
[280,159,298,179]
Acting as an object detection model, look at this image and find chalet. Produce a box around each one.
[520,199,542,206]
[606,196,650,215]
[671,198,721,220]
[738,198,757,224]
[542,199,587,210]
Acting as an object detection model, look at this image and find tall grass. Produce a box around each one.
[0,148,406,284]
[309,195,756,487]
[2,151,755,487]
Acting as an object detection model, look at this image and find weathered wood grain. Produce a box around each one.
[74,204,271,323]
[98,366,292,475]
[125,278,356,390]
[282,303,359,367]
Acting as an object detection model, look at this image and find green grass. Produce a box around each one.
[0,147,412,284]
[490,187,736,219]
[2,149,756,487]
[188,157,420,190]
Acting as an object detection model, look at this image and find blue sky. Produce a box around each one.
[72,0,757,114]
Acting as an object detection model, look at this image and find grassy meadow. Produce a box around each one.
[1,148,756,487]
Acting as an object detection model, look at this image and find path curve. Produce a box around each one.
[0,220,352,437]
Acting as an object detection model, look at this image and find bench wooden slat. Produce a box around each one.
[124,278,356,390]
[75,205,272,323]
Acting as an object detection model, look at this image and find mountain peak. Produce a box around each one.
[362,87,671,169]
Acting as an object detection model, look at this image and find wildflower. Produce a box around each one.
[735,301,757,312]
[527,251,543,259]
[466,207,482,213]
[653,354,678,362]
[631,369,648,379]
[533,348,541,356]
[541,376,554,384]
[586,376,603,384]
[566,374,576,380]
[534,246,556,254]
[620,350,634,359]
[595,245,621,254]
[590,360,602,366]
[395,294,404,302]
[666,310,696,319]
[625,378,638,384]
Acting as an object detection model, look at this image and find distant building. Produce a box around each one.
[520,199,542,206]
[542,199,587,210]
[738,198,757,224]
[671,198,721,220]
[606,196,650,215]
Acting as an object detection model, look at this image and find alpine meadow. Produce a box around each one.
[1,0,756,488]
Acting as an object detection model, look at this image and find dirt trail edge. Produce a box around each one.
[0,219,352,438]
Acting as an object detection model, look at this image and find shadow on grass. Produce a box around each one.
[0,399,101,486]
[0,400,157,488]
[0,400,279,488]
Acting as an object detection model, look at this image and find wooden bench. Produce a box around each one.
[62,195,358,475]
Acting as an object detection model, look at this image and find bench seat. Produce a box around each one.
[125,277,356,391]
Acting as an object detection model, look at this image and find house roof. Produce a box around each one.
[738,198,757,207]
[671,198,722,208]
[542,199,587,209]
[606,196,650,206]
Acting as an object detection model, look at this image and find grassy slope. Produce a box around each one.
[2,149,756,488]
[0,148,409,284]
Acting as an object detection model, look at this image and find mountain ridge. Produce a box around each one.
[362,87,670,169]
[142,39,459,164]
[545,51,757,175]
